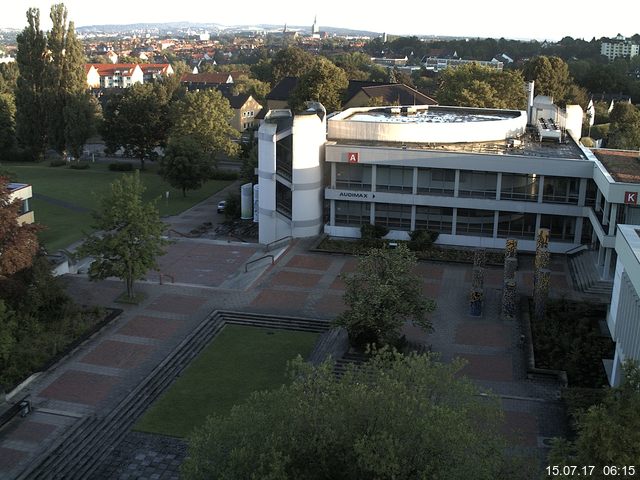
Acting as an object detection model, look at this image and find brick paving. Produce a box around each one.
[116,315,182,341]
[5,421,57,443]
[39,370,120,406]
[80,340,156,369]
[146,293,208,315]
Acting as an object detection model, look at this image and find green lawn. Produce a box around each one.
[7,162,233,251]
[135,325,319,438]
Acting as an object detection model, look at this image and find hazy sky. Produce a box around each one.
[2,0,638,41]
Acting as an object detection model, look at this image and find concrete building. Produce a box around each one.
[600,34,639,61]
[85,63,144,89]
[422,56,504,72]
[7,183,34,225]
[608,224,640,385]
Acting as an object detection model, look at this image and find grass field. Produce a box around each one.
[6,162,233,251]
[135,325,319,438]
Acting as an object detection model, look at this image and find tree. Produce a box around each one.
[170,89,239,162]
[0,177,41,277]
[15,8,48,159]
[270,46,314,85]
[607,103,640,150]
[437,64,527,110]
[334,244,435,348]
[79,171,167,299]
[290,57,348,113]
[101,83,171,169]
[63,93,97,159]
[159,135,212,197]
[523,56,571,103]
[0,93,16,153]
[0,62,19,96]
[183,349,532,480]
[548,361,640,477]
[232,75,270,102]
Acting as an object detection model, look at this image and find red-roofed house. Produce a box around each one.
[139,63,174,83]
[85,63,144,89]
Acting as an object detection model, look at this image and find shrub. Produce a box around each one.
[2,147,37,162]
[108,162,134,172]
[68,163,90,170]
[49,159,67,167]
[210,169,239,181]
[360,224,389,239]
[408,229,439,251]
[224,191,241,220]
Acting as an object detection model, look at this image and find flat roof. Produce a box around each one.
[345,106,520,124]
[593,149,640,184]
[329,129,587,161]
[7,182,29,191]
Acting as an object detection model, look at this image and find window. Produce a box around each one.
[276,181,292,218]
[376,166,413,193]
[335,163,372,191]
[374,203,412,230]
[540,214,576,242]
[500,174,538,202]
[456,209,494,237]
[335,200,371,226]
[496,212,536,240]
[275,136,292,181]
[415,206,452,234]
[458,171,497,199]
[417,168,454,196]
[542,176,579,204]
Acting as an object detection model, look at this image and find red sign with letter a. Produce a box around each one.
[625,191,638,205]
[347,152,359,163]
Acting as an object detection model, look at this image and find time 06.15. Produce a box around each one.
[546,465,637,476]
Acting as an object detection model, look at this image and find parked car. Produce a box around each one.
[217,200,226,213]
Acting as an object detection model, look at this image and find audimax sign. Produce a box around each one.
[338,192,371,199]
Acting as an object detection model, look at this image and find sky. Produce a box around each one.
[2,0,638,41]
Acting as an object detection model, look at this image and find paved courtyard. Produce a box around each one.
[0,195,584,478]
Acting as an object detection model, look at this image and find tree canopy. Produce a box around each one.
[159,135,213,197]
[290,57,348,113]
[270,46,314,85]
[523,56,572,104]
[607,103,640,150]
[436,64,527,110]
[183,349,530,480]
[79,171,167,298]
[334,244,435,348]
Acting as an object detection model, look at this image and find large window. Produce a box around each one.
[275,136,292,181]
[415,206,453,234]
[335,163,372,191]
[540,214,576,242]
[374,203,412,230]
[542,176,579,204]
[276,181,292,218]
[456,209,494,237]
[585,179,597,207]
[497,212,537,240]
[376,166,413,193]
[416,168,455,196]
[500,174,538,202]
[335,201,371,227]
[458,171,497,199]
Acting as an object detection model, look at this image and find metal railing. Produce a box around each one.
[245,255,274,272]
[264,235,292,252]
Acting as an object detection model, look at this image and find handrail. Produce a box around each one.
[159,273,175,285]
[264,235,292,252]
[565,244,588,256]
[245,255,274,272]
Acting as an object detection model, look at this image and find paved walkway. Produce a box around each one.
[0,196,590,478]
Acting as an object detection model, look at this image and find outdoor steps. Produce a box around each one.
[308,328,350,366]
[333,351,368,377]
[19,311,329,480]
[568,251,613,297]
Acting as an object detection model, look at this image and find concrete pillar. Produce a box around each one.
[595,189,602,212]
[603,248,613,279]
[597,244,605,266]
[537,175,544,203]
[603,200,610,226]
[535,213,541,232]
[410,205,416,231]
[578,178,587,206]
[574,217,583,245]
[370,202,375,224]
[496,172,502,201]
[330,162,336,188]
[412,167,418,195]
[371,165,377,192]
[452,208,457,235]
[493,211,499,238]
[329,199,335,226]
[609,203,618,236]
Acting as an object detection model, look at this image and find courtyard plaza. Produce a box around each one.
[0,197,581,479]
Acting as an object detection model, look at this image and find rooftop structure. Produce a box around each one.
[593,149,640,184]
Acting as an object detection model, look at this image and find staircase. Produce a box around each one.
[568,250,613,297]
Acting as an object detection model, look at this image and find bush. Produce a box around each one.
[210,169,239,181]
[224,191,241,220]
[108,162,134,172]
[360,224,389,240]
[590,123,610,140]
[68,163,90,170]
[408,229,439,251]
[49,159,67,167]
[2,147,37,162]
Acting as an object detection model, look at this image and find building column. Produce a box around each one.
[370,202,375,225]
[492,211,499,238]
[595,189,602,212]
[330,162,336,188]
[610,345,623,387]
[537,175,544,203]
[603,248,613,280]
[609,203,619,236]
[451,208,457,235]
[454,170,460,197]
[412,167,418,195]
[597,243,606,266]
[578,178,587,206]
[603,200,611,226]
[329,199,335,226]
[535,213,541,232]
[411,205,416,231]
[371,165,377,193]
[496,172,502,200]
[574,217,583,245]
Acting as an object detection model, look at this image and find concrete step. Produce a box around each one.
[568,251,612,296]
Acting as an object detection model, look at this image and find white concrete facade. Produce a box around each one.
[608,224,640,385]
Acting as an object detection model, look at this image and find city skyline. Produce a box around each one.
[2,0,639,41]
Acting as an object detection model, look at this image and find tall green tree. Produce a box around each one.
[334,244,435,348]
[170,89,239,163]
[607,103,640,150]
[101,83,171,169]
[0,93,16,154]
[548,362,640,478]
[15,8,48,159]
[290,57,348,113]
[63,93,96,159]
[159,135,212,197]
[271,46,314,85]
[523,56,571,103]
[437,64,527,110]
[79,171,167,299]
[0,62,19,96]
[183,349,532,480]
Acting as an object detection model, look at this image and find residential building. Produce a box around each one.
[422,56,504,72]
[221,92,263,132]
[7,183,34,225]
[139,63,174,83]
[371,56,409,67]
[85,63,144,88]
[600,34,639,60]
[343,81,438,108]
[180,72,234,90]
[608,224,640,386]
